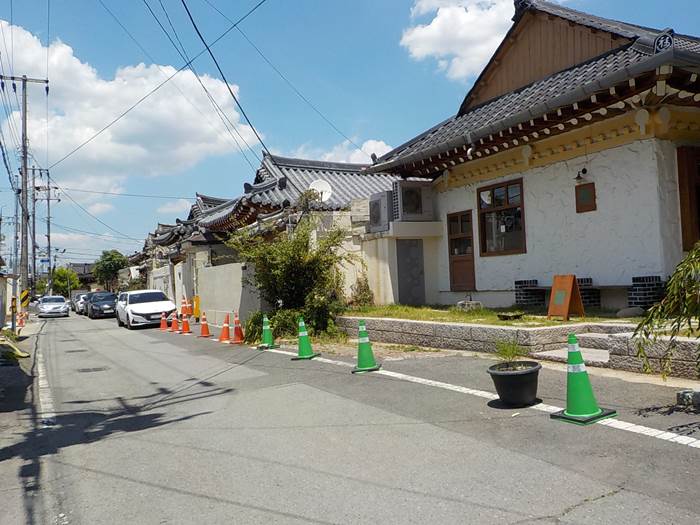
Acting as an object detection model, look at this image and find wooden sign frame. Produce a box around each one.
[547,274,585,321]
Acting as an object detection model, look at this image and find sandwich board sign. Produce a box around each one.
[547,275,585,321]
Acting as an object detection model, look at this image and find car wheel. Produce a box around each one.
[126,315,133,330]
[116,315,123,327]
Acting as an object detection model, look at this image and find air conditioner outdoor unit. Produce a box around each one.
[367,191,392,233]
[392,180,434,221]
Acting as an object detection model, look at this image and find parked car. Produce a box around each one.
[70,290,89,311]
[73,293,87,312]
[87,292,118,319]
[37,296,70,318]
[78,292,97,315]
[116,290,177,329]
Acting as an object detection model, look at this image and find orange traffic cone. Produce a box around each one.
[218,313,231,343]
[170,314,180,333]
[180,297,187,316]
[198,312,211,338]
[159,312,168,331]
[230,311,245,344]
[180,316,192,335]
[17,313,25,328]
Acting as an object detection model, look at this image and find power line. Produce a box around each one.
[48,0,268,171]
[134,0,260,169]
[44,172,139,241]
[50,222,143,244]
[201,0,370,160]
[179,0,270,156]
[61,187,196,200]
[97,0,257,172]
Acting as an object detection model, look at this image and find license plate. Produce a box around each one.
[150,314,161,320]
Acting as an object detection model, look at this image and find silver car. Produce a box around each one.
[38,296,70,318]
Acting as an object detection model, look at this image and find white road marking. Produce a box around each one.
[259,346,700,450]
[36,345,56,427]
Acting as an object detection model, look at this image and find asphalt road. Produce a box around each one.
[3,314,700,524]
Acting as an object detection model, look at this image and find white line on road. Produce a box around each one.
[265,347,700,450]
[36,345,57,427]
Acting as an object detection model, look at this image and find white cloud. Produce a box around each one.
[157,199,192,215]
[86,202,114,215]
[401,0,514,81]
[0,20,258,214]
[292,139,393,164]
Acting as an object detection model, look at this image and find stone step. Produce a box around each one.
[576,332,613,350]
[532,347,610,365]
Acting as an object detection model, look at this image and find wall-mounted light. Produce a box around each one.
[575,167,587,183]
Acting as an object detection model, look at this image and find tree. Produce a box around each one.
[635,243,700,377]
[93,250,128,291]
[226,214,352,332]
[51,267,80,297]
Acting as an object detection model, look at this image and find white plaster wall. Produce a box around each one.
[149,266,172,300]
[655,139,684,277]
[434,139,677,303]
[196,263,260,326]
[362,237,398,304]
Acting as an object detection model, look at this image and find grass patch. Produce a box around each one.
[346,304,642,327]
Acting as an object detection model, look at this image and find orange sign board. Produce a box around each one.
[547,274,585,321]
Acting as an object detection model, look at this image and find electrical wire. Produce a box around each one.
[48,0,268,171]
[179,0,270,156]
[98,0,258,173]
[201,0,370,160]
[45,0,50,168]
[60,187,196,200]
[145,0,261,167]
[50,222,143,245]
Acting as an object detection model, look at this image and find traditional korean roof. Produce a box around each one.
[197,154,406,230]
[369,0,700,176]
[187,193,230,220]
[150,219,198,246]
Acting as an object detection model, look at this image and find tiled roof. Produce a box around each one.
[198,154,408,230]
[372,1,700,173]
[188,193,230,220]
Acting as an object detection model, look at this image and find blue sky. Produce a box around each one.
[0,0,699,266]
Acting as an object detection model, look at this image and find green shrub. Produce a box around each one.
[494,339,528,362]
[244,310,264,343]
[350,273,374,307]
[271,309,303,338]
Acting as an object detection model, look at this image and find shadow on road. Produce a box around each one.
[0,379,233,525]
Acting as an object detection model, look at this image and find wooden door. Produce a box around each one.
[677,147,700,251]
[448,211,475,291]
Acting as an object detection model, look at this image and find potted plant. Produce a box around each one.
[487,340,541,407]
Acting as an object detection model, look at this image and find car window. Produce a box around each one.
[92,293,117,302]
[118,293,126,302]
[128,291,168,304]
[41,297,65,303]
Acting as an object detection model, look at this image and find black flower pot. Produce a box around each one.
[487,361,541,407]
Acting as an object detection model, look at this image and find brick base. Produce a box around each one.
[514,279,545,307]
[628,276,664,309]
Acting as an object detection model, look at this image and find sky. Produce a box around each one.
[0,0,698,269]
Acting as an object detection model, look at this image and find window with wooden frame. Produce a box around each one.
[477,179,526,256]
[575,182,596,213]
[447,211,475,291]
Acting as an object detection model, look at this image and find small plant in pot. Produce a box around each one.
[487,340,542,407]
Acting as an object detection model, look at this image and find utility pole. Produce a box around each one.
[31,166,36,296]
[35,177,59,294]
[12,179,19,332]
[0,74,49,298]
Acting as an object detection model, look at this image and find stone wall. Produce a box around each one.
[608,334,700,379]
[337,316,632,354]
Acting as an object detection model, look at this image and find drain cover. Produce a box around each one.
[77,367,108,373]
[66,349,88,353]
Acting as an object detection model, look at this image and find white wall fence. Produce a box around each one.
[196,263,260,327]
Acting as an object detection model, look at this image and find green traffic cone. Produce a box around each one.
[352,320,381,374]
[259,314,278,349]
[551,333,616,425]
[291,317,320,361]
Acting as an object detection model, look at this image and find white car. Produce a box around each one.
[37,296,70,318]
[75,294,88,314]
[116,289,177,329]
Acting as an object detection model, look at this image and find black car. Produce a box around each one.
[87,292,118,319]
